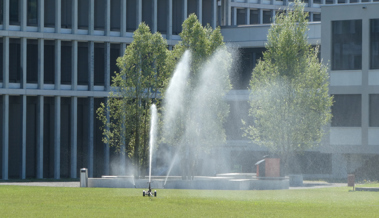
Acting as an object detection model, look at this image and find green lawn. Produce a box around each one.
[1,185,378,217]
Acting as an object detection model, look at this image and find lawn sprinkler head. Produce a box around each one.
[142,182,157,197]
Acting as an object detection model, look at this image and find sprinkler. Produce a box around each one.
[143,182,157,197]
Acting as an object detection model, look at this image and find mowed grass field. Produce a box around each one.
[0,185,378,217]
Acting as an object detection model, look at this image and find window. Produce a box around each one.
[332,20,362,70]
[157,0,167,34]
[313,14,321,22]
[10,0,20,25]
[61,41,72,85]
[78,0,89,30]
[370,19,379,69]
[27,0,38,26]
[331,94,361,127]
[263,10,271,24]
[142,0,153,31]
[110,0,121,31]
[369,95,379,127]
[250,10,259,24]
[126,0,137,32]
[237,9,246,25]
[94,0,105,30]
[172,0,184,34]
[61,0,72,29]
[44,0,55,27]
[233,48,265,89]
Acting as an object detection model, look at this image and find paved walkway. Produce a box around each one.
[0,181,80,187]
[0,181,347,189]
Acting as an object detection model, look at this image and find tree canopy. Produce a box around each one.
[97,23,169,177]
[244,0,333,172]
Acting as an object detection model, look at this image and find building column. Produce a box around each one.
[167,0,173,39]
[232,7,237,26]
[271,10,275,23]
[183,0,188,21]
[36,96,44,179]
[137,0,142,27]
[20,95,27,179]
[38,39,44,89]
[104,42,111,91]
[259,9,263,24]
[21,38,27,89]
[321,0,325,4]
[88,97,94,177]
[38,0,44,32]
[21,0,27,31]
[2,0,9,30]
[88,0,94,35]
[105,0,110,36]
[55,40,61,90]
[309,12,313,22]
[104,98,110,175]
[119,44,126,59]
[72,0,78,34]
[3,37,9,89]
[54,96,61,179]
[246,8,250,25]
[333,0,337,4]
[71,41,78,90]
[153,0,158,33]
[212,0,217,28]
[70,97,77,178]
[198,0,203,24]
[55,0,61,33]
[88,41,94,91]
[2,95,9,180]
[120,0,126,37]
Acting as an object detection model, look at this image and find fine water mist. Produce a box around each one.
[162,48,232,180]
[149,104,158,183]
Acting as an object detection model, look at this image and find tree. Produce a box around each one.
[96,23,170,177]
[244,0,333,174]
[162,14,232,178]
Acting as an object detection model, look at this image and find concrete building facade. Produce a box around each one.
[0,0,378,180]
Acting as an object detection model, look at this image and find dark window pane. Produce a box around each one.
[78,0,89,29]
[172,0,184,35]
[61,42,72,85]
[142,0,153,30]
[61,0,72,28]
[369,95,379,127]
[326,0,333,4]
[110,45,120,83]
[250,10,259,24]
[313,0,321,3]
[94,44,104,86]
[202,0,212,27]
[237,9,246,25]
[332,20,362,70]
[9,39,21,83]
[44,41,55,84]
[27,0,38,26]
[331,94,361,127]
[127,0,137,32]
[10,0,20,25]
[187,0,198,18]
[111,0,121,31]
[370,19,379,69]
[44,0,55,28]
[78,43,88,85]
[233,48,265,90]
[0,0,3,25]
[0,41,3,82]
[27,39,38,83]
[313,13,321,22]
[94,0,105,30]
[263,10,271,24]
[157,0,167,34]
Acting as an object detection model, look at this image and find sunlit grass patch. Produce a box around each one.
[1,186,378,217]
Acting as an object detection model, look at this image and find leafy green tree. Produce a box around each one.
[244,0,333,174]
[163,14,232,178]
[97,23,169,177]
